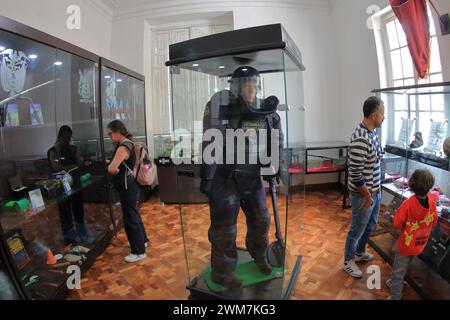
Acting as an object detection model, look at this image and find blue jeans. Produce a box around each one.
[344,192,381,262]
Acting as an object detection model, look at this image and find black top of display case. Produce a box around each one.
[165,24,305,75]
[0,15,99,62]
[101,58,145,82]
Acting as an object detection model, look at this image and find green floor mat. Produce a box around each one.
[204,261,284,292]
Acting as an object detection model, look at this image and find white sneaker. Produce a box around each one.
[124,253,147,263]
[355,252,374,262]
[343,259,363,278]
[127,242,149,248]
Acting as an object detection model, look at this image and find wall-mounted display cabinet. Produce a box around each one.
[369,82,450,299]
[0,15,146,299]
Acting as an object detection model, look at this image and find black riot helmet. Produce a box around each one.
[230,66,278,115]
[230,66,261,98]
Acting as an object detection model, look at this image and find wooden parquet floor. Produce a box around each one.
[67,189,420,300]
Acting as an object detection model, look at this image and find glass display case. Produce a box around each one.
[100,61,146,159]
[153,133,207,204]
[0,23,114,300]
[166,24,305,299]
[0,15,146,300]
[303,141,349,208]
[369,82,450,299]
[100,59,147,225]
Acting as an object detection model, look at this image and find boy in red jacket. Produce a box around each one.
[387,169,438,300]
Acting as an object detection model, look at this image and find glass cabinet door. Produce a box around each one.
[0,30,113,299]
[370,84,450,299]
[100,66,146,228]
[170,48,305,299]
[371,90,410,254]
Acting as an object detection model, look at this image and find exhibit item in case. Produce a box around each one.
[166,24,306,300]
[370,82,450,299]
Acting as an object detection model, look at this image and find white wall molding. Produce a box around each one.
[105,0,332,21]
[85,0,115,22]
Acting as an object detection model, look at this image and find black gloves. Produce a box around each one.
[263,174,280,184]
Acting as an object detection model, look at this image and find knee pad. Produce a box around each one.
[209,224,237,243]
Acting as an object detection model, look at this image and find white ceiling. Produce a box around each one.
[98,0,334,19]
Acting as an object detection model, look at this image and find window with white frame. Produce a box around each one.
[380,6,445,143]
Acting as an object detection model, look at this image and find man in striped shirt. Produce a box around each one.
[343,96,385,278]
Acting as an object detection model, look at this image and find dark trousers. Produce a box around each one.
[118,181,148,255]
[208,174,270,276]
[58,192,86,245]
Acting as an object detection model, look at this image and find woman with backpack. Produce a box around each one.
[107,120,149,263]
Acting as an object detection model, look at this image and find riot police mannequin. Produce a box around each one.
[200,66,283,291]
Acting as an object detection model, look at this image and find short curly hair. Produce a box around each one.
[408,169,435,197]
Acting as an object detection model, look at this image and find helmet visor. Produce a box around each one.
[233,76,262,105]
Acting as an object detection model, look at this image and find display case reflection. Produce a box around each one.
[101,67,146,159]
[371,83,450,299]
[0,30,112,299]
[166,24,305,300]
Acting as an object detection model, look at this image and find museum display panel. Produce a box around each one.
[0,15,147,300]
[100,60,147,226]
[166,24,305,299]
[369,82,450,299]
[0,27,115,299]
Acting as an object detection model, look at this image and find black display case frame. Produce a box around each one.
[0,15,146,300]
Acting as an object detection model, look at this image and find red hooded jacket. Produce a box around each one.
[394,195,438,256]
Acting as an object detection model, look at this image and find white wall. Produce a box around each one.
[330,0,389,142]
[0,0,113,58]
[108,0,341,146]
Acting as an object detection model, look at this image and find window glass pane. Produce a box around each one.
[395,111,409,138]
[395,19,408,47]
[394,79,404,87]
[394,92,407,110]
[386,20,400,50]
[430,73,443,84]
[418,77,430,85]
[419,112,432,141]
[404,78,415,86]
[419,95,431,111]
[431,112,445,122]
[391,49,403,80]
[409,95,416,115]
[431,93,444,111]
[400,47,414,78]
[430,37,442,74]
[428,8,437,36]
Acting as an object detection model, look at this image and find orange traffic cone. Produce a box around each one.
[46,249,57,265]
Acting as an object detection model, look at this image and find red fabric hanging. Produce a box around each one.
[390,0,431,79]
